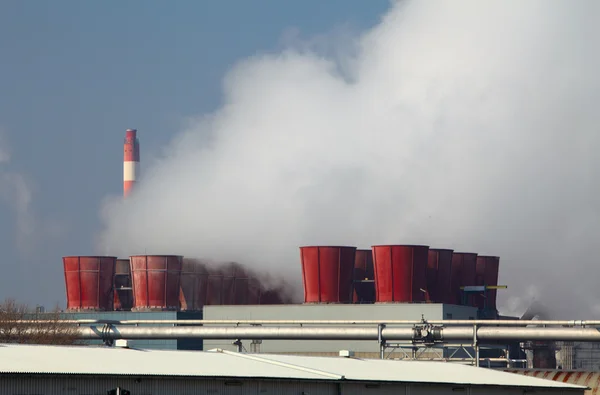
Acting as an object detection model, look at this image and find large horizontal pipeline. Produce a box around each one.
[17,319,600,326]
[53,325,600,341]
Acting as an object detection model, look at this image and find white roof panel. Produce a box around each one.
[0,343,584,390]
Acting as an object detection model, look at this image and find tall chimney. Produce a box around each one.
[123,129,140,198]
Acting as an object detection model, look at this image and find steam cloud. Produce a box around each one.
[98,0,600,318]
[0,131,36,254]
[0,130,65,264]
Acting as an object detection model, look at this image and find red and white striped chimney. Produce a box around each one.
[123,129,140,198]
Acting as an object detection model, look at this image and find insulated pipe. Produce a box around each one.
[427,327,600,342]
[30,325,600,342]
[74,326,414,340]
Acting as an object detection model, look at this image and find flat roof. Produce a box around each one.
[0,343,585,390]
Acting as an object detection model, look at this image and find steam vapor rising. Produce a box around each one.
[98,0,600,317]
[0,132,35,254]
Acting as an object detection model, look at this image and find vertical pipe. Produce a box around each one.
[474,324,480,367]
[378,323,385,359]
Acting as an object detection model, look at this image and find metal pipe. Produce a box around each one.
[14,319,600,326]
[72,326,413,340]
[434,327,600,341]
[23,325,600,342]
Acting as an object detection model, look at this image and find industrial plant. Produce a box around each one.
[4,128,594,394]
[52,130,597,367]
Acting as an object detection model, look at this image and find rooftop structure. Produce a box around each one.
[0,344,585,394]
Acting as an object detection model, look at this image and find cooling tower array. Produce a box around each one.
[62,255,294,312]
[298,244,502,309]
[62,243,502,311]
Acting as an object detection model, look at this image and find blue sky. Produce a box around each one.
[0,1,389,307]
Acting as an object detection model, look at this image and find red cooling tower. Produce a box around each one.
[372,245,429,303]
[450,252,478,305]
[130,255,182,311]
[426,249,453,304]
[63,256,116,311]
[353,249,375,303]
[300,246,356,303]
[475,255,500,310]
[179,260,209,311]
[113,258,133,311]
[123,129,140,198]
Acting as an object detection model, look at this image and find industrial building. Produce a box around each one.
[56,239,541,367]
[0,343,586,394]
[58,244,512,359]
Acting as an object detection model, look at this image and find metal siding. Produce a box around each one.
[0,376,580,395]
[342,382,407,394]
[0,376,337,395]
[569,342,600,371]
[258,379,336,394]
[408,384,458,394]
[471,388,570,395]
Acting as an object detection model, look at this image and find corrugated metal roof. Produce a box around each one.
[504,369,600,394]
[0,343,585,390]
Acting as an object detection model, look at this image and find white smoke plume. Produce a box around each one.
[98,0,600,318]
[0,130,36,255]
